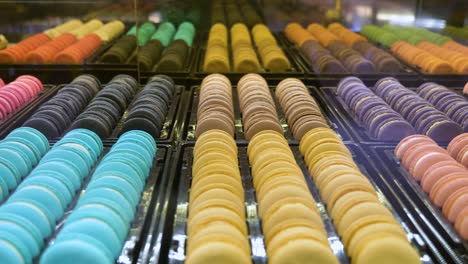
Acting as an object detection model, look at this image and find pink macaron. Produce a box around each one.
[442,186,468,222]
[0,78,4,87]
[447,133,468,160]
[394,134,437,160]
[402,144,447,170]
[430,174,468,207]
[456,145,468,168]
[410,152,456,181]
[421,161,467,192]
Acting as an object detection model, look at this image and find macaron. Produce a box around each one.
[0,33,51,63]
[0,75,44,120]
[252,24,291,72]
[100,35,136,63]
[155,39,188,71]
[204,23,230,73]
[285,22,317,47]
[54,33,102,64]
[231,23,261,73]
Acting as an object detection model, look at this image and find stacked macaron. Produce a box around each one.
[0,75,44,121]
[92,20,125,43]
[360,25,400,48]
[203,23,230,72]
[391,41,455,74]
[155,22,195,71]
[71,74,138,138]
[138,22,176,71]
[53,34,102,64]
[44,19,83,39]
[23,74,101,138]
[416,42,468,73]
[0,33,51,63]
[0,129,103,264]
[395,134,468,239]
[231,23,261,72]
[448,133,468,167]
[442,26,468,42]
[306,24,340,47]
[275,78,329,140]
[40,130,156,264]
[134,22,157,46]
[121,75,175,138]
[328,22,367,46]
[443,41,468,56]
[352,41,402,73]
[100,34,136,63]
[196,74,234,138]
[374,78,462,141]
[0,127,49,201]
[301,127,421,263]
[283,23,351,73]
[25,33,78,63]
[186,130,250,264]
[237,74,283,140]
[54,20,125,64]
[252,24,290,72]
[284,23,317,47]
[416,82,468,131]
[383,25,452,46]
[337,77,415,140]
[326,40,376,73]
[248,130,338,264]
[69,19,103,40]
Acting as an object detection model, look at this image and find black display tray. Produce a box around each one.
[181,85,353,143]
[365,144,468,263]
[5,84,185,145]
[318,86,466,145]
[0,84,59,139]
[25,144,171,264]
[154,142,433,264]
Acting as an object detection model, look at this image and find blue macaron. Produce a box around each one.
[0,148,29,178]
[0,200,54,237]
[31,162,81,191]
[9,185,65,221]
[6,127,50,156]
[0,162,18,190]
[87,176,140,207]
[0,231,32,264]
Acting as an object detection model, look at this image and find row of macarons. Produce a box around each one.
[210,0,263,28]
[195,73,329,140]
[0,127,156,263]
[0,19,125,64]
[22,74,175,139]
[203,23,290,73]
[395,133,468,240]
[338,77,467,141]
[101,21,195,72]
[361,24,468,74]
[284,23,403,74]
[0,75,44,120]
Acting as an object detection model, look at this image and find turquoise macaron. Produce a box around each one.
[26,173,75,200]
[0,148,30,178]
[0,140,39,165]
[40,233,113,264]
[0,212,44,249]
[9,185,65,221]
[87,176,140,207]
[31,162,81,191]
[6,127,50,156]
[0,231,31,264]
[0,219,41,256]
[93,161,145,185]
[80,188,135,220]
[2,136,42,162]
[40,148,90,177]
[65,204,128,242]
[0,200,54,237]
[111,143,154,167]
[101,154,147,179]
[76,196,133,224]
[117,130,157,154]
[92,170,144,194]
[60,218,122,258]
[64,129,103,153]
[0,143,33,172]
[0,161,18,190]
[0,175,7,201]
[53,139,99,163]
